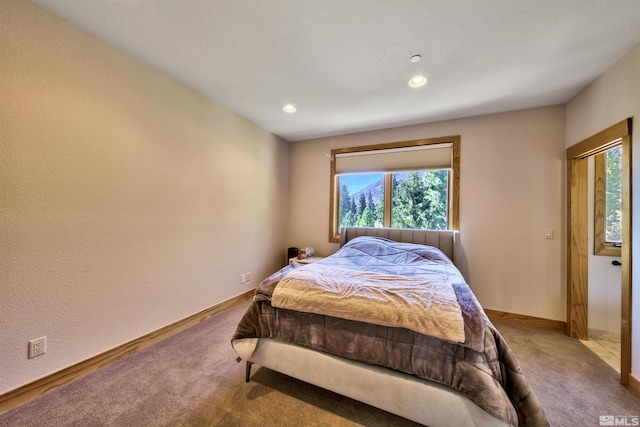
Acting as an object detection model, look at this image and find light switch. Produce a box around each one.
[544,228,554,240]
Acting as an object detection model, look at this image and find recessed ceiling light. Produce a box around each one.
[408,75,427,88]
[283,104,297,113]
[410,54,421,63]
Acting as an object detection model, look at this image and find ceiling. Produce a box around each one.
[32,0,640,142]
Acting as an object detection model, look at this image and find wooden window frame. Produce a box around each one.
[328,136,460,243]
[594,147,622,256]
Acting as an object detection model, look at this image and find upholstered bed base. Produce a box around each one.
[247,338,507,427]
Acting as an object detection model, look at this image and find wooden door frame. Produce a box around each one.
[566,118,632,385]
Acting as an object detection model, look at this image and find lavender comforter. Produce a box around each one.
[232,237,548,426]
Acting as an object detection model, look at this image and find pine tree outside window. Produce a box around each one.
[594,144,622,256]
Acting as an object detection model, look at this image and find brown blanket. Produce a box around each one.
[232,236,549,427]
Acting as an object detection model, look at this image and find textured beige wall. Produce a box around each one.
[288,105,566,321]
[0,2,289,394]
[565,43,640,376]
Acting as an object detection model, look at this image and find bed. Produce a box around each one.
[231,227,548,426]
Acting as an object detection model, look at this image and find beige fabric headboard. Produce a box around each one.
[339,227,459,266]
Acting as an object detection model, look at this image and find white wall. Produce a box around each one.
[0,2,289,394]
[565,43,640,375]
[587,158,622,335]
[288,106,566,321]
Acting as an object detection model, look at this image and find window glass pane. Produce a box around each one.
[605,146,622,244]
[337,173,385,230]
[391,170,448,230]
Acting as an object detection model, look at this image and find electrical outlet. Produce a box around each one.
[246,272,251,282]
[28,336,46,359]
[241,273,247,284]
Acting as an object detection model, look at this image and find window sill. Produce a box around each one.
[594,245,621,257]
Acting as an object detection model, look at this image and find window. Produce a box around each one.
[594,144,622,256]
[391,170,449,229]
[337,172,385,228]
[329,136,459,242]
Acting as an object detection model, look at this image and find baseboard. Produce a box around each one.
[484,309,566,333]
[628,373,640,398]
[0,289,254,414]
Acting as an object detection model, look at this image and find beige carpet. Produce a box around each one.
[1,299,639,426]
